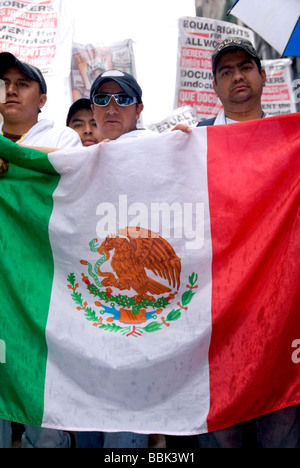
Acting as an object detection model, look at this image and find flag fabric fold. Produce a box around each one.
[0,114,299,435]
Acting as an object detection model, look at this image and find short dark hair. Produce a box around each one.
[66,98,92,126]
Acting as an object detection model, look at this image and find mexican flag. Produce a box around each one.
[0,114,299,435]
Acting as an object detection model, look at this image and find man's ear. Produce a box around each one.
[213,80,218,96]
[261,68,267,87]
[39,93,47,110]
[136,103,144,121]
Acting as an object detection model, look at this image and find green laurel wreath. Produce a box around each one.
[67,272,198,337]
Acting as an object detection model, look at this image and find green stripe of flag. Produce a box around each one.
[0,137,59,425]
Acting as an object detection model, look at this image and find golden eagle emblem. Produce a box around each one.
[95,227,181,302]
[68,226,198,337]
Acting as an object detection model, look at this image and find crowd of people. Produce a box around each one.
[0,37,299,448]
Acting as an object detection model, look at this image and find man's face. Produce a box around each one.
[213,50,266,110]
[0,66,46,123]
[91,81,144,140]
[68,108,102,146]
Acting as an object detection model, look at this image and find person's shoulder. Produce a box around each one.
[196,117,216,127]
[54,125,82,147]
[26,119,82,148]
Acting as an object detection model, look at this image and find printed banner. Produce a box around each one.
[147,106,198,133]
[175,16,254,121]
[0,0,65,74]
[0,114,299,434]
[175,17,297,122]
[71,39,136,101]
[0,0,74,126]
[261,58,297,116]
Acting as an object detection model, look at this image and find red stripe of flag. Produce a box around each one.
[206,114,300,431]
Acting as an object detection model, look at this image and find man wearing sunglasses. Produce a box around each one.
[74,69,151,449]
[90,69,147,141]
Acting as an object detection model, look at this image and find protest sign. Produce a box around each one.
[0,0,70,75]
[147,106,198,133]
[175,17,298,122]
[0,0,74,125]
[175,16,254,121]
[261,58,297,116]
[71,39,136,101]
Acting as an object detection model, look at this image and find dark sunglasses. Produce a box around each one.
[92,93,138,107]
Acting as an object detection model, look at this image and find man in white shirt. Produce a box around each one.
[0,52,81,173]
[90,69,153,142]
[0,52,82,449]
[74,70,153,449]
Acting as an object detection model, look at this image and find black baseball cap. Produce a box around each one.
[66,98,92,125]
[90,69,142,104]
[0,52,47,94]
[212,37,261,75]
